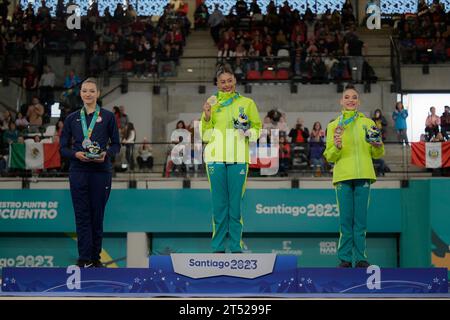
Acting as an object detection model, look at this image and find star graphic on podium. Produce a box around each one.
[307,278,312,284]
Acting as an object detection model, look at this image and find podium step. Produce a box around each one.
[1,254,448,296]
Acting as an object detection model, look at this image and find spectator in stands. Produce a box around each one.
[325,54,341,81]
[372,109,388,142]
[15,112,29,133]
[106,43,120,70]
[309,121,326,176]
[137,137,153,171]
[235,0,248,18]
[218,43,235,63]
[425,106,441,141]
[324,85,384,268]
[249,0,262,15]
[0,110,13,130]
[39,65,56,112]
[2,122,19,145]
[133,44,147,79]
[194,1,209,29]
[113,3,125,21]
[432,132,445,142]
[22,64,39,105]
[209,4,224,45]
[159,44,177,77]
[234,41,247,58]
[63,69,81,109]
[341,0,356,27]
[55,120,64,138]
[0,0,10,24]
[33,134,41,143]
[118,106,129,134]
[275,30,288,49]
[392,102,409,144]
[440,105,450,140]
[344,34,367,83]
[432,35,447,63]
[27,97,45,129]
[373,158,389,176]
[165,120,187,177]
[310,55,328,84]
[89,43,105,77]
[113,106,121,129]
[399,33,417,64]
[25,34,42,67]
[122,122,136,170]
[278,135,291,176]
[288,118,310,144]
[0,153,6,174]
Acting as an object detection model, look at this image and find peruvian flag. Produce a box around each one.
[9,142,61,170]
[411,142,450,168]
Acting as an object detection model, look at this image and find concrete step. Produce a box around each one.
[366,48,390,56]
[372,67,392,80]
[366,56,390,65]
[183,47,217,57]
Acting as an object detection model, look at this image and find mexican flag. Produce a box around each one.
[411,142,450,168]
[9,143,61,169]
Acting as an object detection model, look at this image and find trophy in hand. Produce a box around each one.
[365,125,382,146]
[82,139,103,159]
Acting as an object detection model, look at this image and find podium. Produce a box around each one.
[1,254,448,295]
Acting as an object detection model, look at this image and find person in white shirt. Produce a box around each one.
[39,65,56,109]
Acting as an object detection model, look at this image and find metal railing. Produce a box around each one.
[1,140,443,180]
[390,36,402,92]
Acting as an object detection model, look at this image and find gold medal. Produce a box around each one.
[207,95,218,106]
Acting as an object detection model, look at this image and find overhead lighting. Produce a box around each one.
[267,67,274,71]
[187,68,194,73]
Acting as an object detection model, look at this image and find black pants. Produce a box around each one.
[125,144,135,170]
[137,156,153,169]
[69,171,112,262]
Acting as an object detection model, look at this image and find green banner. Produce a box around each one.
[151,234,397,267]
[430,180,450,274]
[0,234,126,269]
[0,189,401,233]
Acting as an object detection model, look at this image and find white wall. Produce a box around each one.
[401,65,450,91]
[104,91,153,142]
[403,93,450,142]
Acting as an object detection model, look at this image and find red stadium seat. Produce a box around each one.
[261,70,276,80]
[447,48,450,58]
[121,60,133,71]
[276,69,290,80]
[246,70,262,80]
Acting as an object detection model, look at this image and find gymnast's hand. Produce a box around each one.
[334,134,342,149]
[75,151,90,162]
[203,102,211,121]
[92,152,107,163]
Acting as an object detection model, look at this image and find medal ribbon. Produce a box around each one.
[80,105,100,140]
[338,111,359,129]
[216,92,240,109]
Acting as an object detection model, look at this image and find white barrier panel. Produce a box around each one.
[170,253,276,279]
